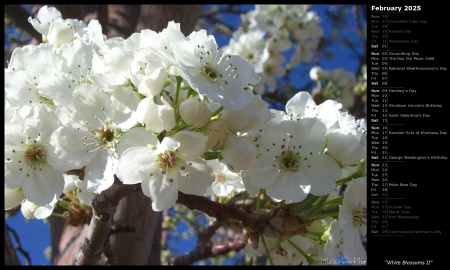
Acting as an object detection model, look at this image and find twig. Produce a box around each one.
[199,5,242,18]
[5,224,31,265]
[171,218,220,265]
[171,218,245,265]
[176,192,266,232]
[5,5,42,42]
[199,5,243,34]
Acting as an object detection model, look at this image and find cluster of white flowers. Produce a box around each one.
[309,66,358,110]
[223,4,324,94]
[4,5,366,265]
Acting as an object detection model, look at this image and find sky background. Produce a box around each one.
[5,4,364,265]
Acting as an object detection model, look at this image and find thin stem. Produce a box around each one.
[336,170,363,186]
[51,213,65,218]
[173,76,183,123]
[175,124,190,132]
[174,76,183,108]
[56,200,70,210]
[306,212,339,220]
[287,239,315,265]
[260,234,274,266]
[211,106,223,117]
[325,197,343,206]
[256,189,263,210]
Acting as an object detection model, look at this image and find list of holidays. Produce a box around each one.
[368,4,448,266]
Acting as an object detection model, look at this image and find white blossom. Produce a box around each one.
[242,118,341,203]
[5,104,65,206]
[204,159,245,197]
[47,20,75,49]
[116,131,214,211]
[28,5,63,36]
[5,43,57,107]
[49,84,136,193]
[171,29,260,111]
[326,112,367,165]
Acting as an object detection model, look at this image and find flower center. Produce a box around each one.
[196,44,232,84]
[37,94,54,105]
[93,124,120,149]
[204,66,219,80]
[216,171,226,183]
[24,143,46,167]
[278,149,301,172]
[157,150,178,174]
[353,207,367,228]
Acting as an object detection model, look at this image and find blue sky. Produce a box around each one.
[5,4,365,265]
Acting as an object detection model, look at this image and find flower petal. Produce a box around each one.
[115,127,158,157]
[266,172,310,203]
[143,172,179,212]
[242,156,279,188]
[172,131,207,160]
[84,150,117,193]
[302,154,340,196]
[22,165,64,206]
[116,147,156,185]
[176,158,214,196]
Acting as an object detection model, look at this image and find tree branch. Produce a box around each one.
[75,176,140,265]
[5,5,42,42]
[5,224,25,265]
[199,5,241,18]
[171,218,221,265]
[171,218,246,265]
[176,192,266,233]
[199,5,243,34]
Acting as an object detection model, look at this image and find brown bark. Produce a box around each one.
[75,180,140,265]
[136,5,204,36]
[105,5,141,38]
[49,215,88,265]
[109,192,162,265]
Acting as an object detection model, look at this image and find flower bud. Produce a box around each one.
[330,68,356,90]
[309,66,324,81]
[179,98,212,128]
[47,20,74,49]
[21,200,39,220]
[136,97,175,133]
[222,94,272,133]
[5,186,25,210]
[202,119,228,150]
